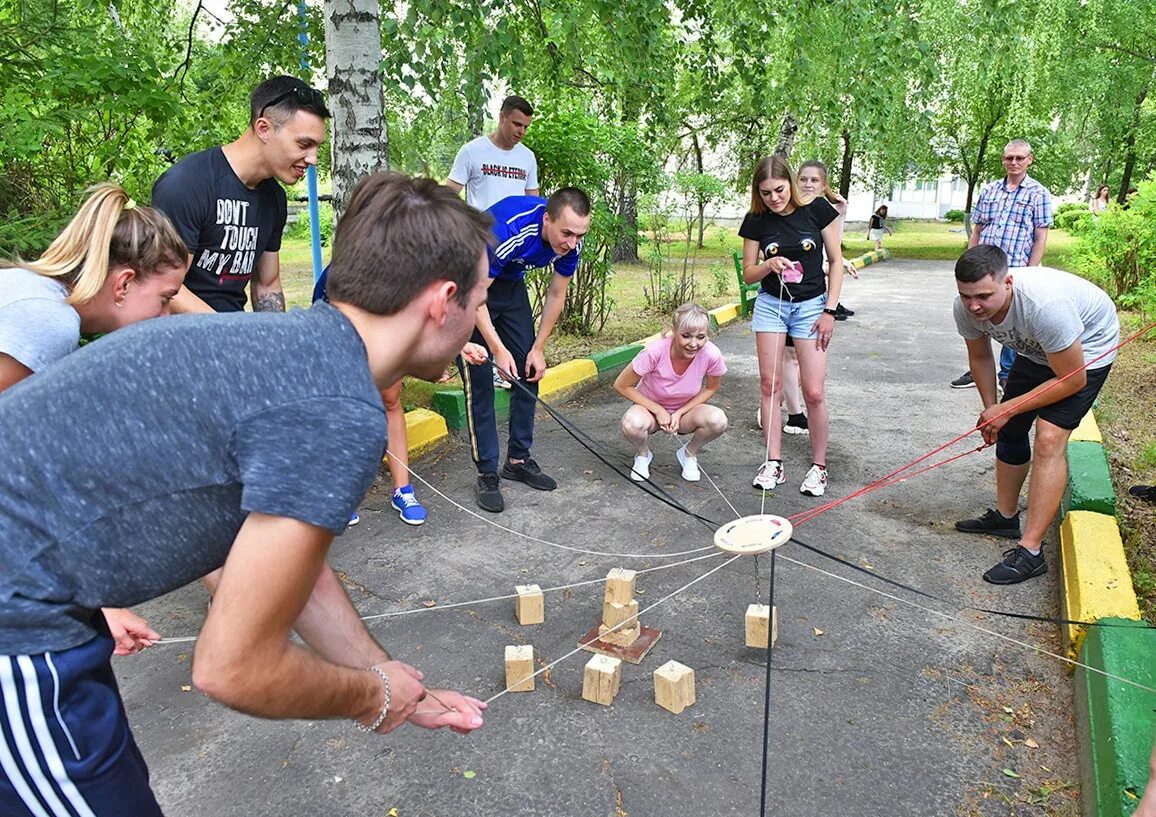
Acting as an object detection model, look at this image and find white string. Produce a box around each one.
[778,553,1156,696]
[668,429,743,520]
[154,551,730,645]
[485,553,743,705]
[400,454,714,559]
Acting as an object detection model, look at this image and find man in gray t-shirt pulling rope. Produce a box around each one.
[0,174,490,816]
[951,245,1119,585]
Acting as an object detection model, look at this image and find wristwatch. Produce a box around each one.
[822,307,838,316]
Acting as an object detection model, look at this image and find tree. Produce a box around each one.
[323,0,387,222]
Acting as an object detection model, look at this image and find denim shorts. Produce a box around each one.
[751,291,827,339]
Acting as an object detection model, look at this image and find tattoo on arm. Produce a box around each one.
[254,292,286,313]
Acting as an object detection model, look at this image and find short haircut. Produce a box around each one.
[749,155,804,215]
[955,245,1009,283]
[672,302,710,335]
[249,75,331,126]
[545,187,591,219]
[500,95,534,117]
[326,173,494,314]
[1005,138,1032,155]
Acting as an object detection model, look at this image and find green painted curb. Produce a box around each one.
[431,388,512,431]
[1074,618,1156,817]
[1064,441,1117,517]
[590,344,643,373]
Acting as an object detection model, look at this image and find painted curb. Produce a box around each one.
[539,358,598,402]
[1059,511,1142,654]
[402,408,448,459]
[1070,411,1103,443]
[1074,618,1156,817]
[709,303,741,328]
[1063,440,1118,517]
[590,344,643,373]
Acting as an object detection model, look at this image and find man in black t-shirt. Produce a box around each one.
[152,76,330,314]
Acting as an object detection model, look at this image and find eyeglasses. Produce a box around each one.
[258,85,326,119]
[1002,154,1030,162]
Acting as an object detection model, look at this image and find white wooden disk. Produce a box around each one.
[713,515,793,555]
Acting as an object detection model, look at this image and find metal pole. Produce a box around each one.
[758,549,777,816]
[298,0,324,282]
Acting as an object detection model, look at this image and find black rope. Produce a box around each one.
[490,361,1149,634]
[758,549,777,817]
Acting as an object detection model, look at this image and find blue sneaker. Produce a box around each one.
[391,485,427,526]
[347,512,360,527]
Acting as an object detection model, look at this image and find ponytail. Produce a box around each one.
[12,183,187,306]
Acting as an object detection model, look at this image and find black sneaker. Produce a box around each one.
[783,413,809,435]
[476,472,505,513]
[951,371,975,389]
[955,508,1021,539]
[1129,485,1156,504]
[836,303,854,317]
[500,458,557,491]
[983,546,1047,585]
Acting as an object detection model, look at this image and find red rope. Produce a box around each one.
[788,320,1156,528]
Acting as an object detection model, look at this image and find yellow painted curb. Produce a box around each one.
[1059,511,1141,655]
[1070,411,1102,443]
[636,332,663,346]
[540,358,598,402]
[399,408,448,460]
[709,303,741,327]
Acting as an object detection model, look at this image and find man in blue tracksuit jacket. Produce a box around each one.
[460,188,592,513]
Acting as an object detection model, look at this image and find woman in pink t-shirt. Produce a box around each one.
[614,303,729,482]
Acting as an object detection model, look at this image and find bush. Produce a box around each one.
[943,209,966,222]
[1055,201,1087,217]
[284,202,334,248]
[1054,208,1094,235]
[1072,173,1156,313]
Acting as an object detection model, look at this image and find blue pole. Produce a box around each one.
[299,0,324,282]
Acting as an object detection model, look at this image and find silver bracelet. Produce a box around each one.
[355,666,391,733]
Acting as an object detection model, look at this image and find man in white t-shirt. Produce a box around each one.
[951,245,1118,586]
[446,95,539,211]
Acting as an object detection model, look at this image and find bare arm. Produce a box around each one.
[673,373,722,416]
[976,343,1086,445]
[524,187,540,198]
[1027,227,1049,266]
[821,221,844,308]
[965,336,1000,409]
[614,364,667,416]
[474,301,516,381]
[967,224,983,248]
[0,353,33,391]
[525,272,571,382]
[445,179,465,196]
[741,238,791,284]
[166,253,217,315]
[251,251,285,312]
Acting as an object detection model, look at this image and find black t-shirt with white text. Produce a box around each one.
[152,147,287,313]
[738,197,839,301]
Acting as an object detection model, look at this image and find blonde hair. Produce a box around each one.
[13,183,187,306]
[671,302,711,336]
[749,155,804,215]
[798,159,839,204]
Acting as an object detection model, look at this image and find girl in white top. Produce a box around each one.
[614,303,729,482]
[0,182,187,653]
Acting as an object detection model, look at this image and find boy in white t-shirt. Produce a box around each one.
[446,95,539,211]
[614,303,729,483]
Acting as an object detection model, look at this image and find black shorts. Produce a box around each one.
[998,356,1111,445]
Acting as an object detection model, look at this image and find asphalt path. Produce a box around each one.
[121,259,1078,816]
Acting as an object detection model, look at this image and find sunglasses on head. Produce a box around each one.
[258,85,325,119]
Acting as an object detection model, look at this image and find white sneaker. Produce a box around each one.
[631,451,653,482]
[756,407,763,429]
[676,446,700,481]
[752,460,785,490]
[800,464,828,497]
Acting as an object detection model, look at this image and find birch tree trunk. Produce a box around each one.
[324,0,387,223]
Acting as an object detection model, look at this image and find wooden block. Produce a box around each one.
[515,584,544,625]
[504,644,535,692]
[581,654,623,706]
[604,568,637,605]
[602,599,639,629]
[745,604,778,648]
[598,622,640,647]
[654,660,696,714]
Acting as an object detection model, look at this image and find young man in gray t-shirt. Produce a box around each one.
[0,174,490,815]
[951,245,1119,585]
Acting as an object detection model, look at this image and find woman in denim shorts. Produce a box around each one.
[738,155,845,497]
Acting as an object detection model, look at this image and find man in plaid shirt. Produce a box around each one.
[950,139,1054,390]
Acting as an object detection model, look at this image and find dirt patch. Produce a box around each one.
[1094,314,1156,623]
